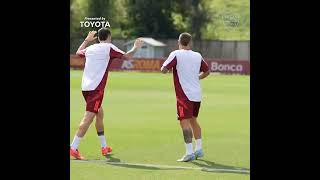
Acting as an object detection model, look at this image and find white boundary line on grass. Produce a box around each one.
[71,160,250,174]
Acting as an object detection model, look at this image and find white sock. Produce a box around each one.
[71,136,82,150]
[98,135,107,148]
[195,139,202,151]
[185,143,193,155]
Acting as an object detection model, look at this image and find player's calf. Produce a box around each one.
[94,108,112,156]
[70,111,96,160]
[190,117,203,158]
[190,117,201,139]
[77,111,96,137]
[177,119,196,162]
[95,107,104,133]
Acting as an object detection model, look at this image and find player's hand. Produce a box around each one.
[85,31,97,42]
[133,38,143,49]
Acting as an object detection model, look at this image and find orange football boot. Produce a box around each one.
[70,148,85,160]
[102,146,112,156]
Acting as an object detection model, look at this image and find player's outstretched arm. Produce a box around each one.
[199,70,210,80]
[160,66,169,73]
[161,52,176,73]
[123,38,143,59]
[76,31,97,56]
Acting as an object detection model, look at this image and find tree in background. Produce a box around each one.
[70,0,86,39]
[87,0,114,30]
[70,0,122,52]
[123,0,180,38]
[173,0,211,40]
[70,0,250,41]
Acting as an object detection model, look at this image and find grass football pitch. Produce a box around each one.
[70,70,250,180]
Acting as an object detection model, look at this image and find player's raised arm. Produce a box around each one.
[76,31,97,57]
[122,38,143,60]
[199,58,210,80]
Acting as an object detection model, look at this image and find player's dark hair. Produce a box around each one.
[179,32,192,46]
[98,28,111,41]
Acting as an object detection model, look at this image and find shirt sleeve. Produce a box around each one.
[162,51,177,69]
[200,58,209,72]
[77,48,87,58]
[110,44,125,59]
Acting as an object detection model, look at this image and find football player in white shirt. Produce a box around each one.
[161,32,210,162]
[70,28,142,160]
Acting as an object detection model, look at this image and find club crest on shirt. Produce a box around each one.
[80,17,110,28]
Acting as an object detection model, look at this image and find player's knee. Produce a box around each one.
[81,113,95,126]
[78,121,89,131]
[96,112,103,120]
[180,119,191,129]
[190,116,197,122]
[96,109,104,119]
[190,117,199,125]
[96,116,103,123]
[84,111,95,120]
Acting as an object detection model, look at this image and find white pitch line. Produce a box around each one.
[71,160,250,174]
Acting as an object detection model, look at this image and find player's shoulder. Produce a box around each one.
[109,43,122,50]
[108,43,116,47]
[190,50,202,57]
[85,44,94,50]
[98,42,114,49]
[109,43,125,54]
[168,50,202,58]
[96,43,119,51]
[177,50,202,57]
[169,50,180,56]
[87,43,107,49]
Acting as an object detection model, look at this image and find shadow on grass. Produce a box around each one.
[71,154,250,175]
[191,159,250,175]
[104,154,184,170]
[107,163,183,170]
[105,154,121,162]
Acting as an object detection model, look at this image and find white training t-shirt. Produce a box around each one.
[77,43,124,91]
[162,49,209,102]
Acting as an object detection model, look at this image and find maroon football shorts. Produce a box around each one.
[176,99,201,120]
[82,90,104,113]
